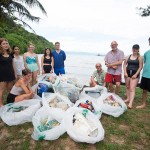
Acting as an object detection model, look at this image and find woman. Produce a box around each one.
[12,46,24,79]
[41,48,54,74]
[7,69,34,103]
[123,44,143,109]
[0,38,17,107]
[23,43,40,85]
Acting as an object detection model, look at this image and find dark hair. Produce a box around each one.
[149,37,150,41]
[0,38,12,55]
[12,46,20,54]
[132,44,140,50]
[44,48,52,57]
[55,42,60,45]
[22,69,31,76]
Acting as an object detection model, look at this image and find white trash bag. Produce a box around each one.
[97,93,127,117]
[62,107,104,144]
[1,99,41,126]
[32,106,66,140]
[80,85,107,99]
[74,98,102,119]
[59,74,83,89]
[42,93,73,111]
[54,82,80,103]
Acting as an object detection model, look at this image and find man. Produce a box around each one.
[52,42,66,75]
[104,41,125,94]
[136,37,150,109]
[90,63,106,87]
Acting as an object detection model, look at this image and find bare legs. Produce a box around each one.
[0,82,7,107]
[0,81,14,107]
[124,77,130,102]
[90,77,97,87]
[107,82,120,95]
[115,82,120,95]
[128,78,139,108]
[136,90,147,109]
[15,92,34,102]
[32,71,38,86]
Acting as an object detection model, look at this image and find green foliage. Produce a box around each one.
[0,0,46,31]
[0,23,55,54]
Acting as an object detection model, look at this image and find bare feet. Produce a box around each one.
[136,104,146,109]
[124,99,130,103]
[128,105,133,109]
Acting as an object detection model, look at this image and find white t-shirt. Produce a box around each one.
[14,56,24,76]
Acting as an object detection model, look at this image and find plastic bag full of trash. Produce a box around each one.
[80,85,107,99]
[97,93,127,117]
[31,106,66,140]
[74,98,102,119]
[54,82,80,103]
[42,93,73,111]
[62,107,104,144]
[1,99,41,126]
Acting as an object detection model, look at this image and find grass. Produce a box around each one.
[0,85,150,150]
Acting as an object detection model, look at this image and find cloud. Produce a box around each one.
[26,0,150,55]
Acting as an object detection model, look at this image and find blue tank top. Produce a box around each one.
[26,56,36,64]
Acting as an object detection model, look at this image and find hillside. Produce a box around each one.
[0,23,55,54]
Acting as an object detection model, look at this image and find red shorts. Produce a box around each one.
[105,73,121,83]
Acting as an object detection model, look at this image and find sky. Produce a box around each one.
[26,0,150,55]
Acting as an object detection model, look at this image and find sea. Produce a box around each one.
[38,52,125,85]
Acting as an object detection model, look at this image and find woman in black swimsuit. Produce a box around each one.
[123,44,143,109]
[41,48,54,74]
[0,38,17,107]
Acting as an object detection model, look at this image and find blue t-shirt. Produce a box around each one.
[142,50,150,78]
[52,50,66,68]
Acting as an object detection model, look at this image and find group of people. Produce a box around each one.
[0,37,149,109]
[90,39,150,109]
[0,38,66,106]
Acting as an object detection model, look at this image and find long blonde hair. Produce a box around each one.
[0,38,12,55]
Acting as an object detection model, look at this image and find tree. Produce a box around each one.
[0,0,47,31]
[138,5,150,17]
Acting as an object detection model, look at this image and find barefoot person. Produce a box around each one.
[0,38,17,107]
[90,63,106,87]
[104,41,125,94]
[7,69,34,103]
[52,42,66,75]
[136,38,150,109]
[123,44,143,109]
[23,43,40,85]
[12,46,24,79]
[41,48,54,74]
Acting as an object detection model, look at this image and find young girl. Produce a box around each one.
[12,46,24,79]
[123,44,143,109]
[23,43,40,85]
[7,69,34,103]
[41,48,54,74]
[0,38,17,107]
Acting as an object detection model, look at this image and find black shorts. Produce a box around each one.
[127,70,140,78]
[140,77,150,92]
[43,65,52,73]
[7,93,17,104]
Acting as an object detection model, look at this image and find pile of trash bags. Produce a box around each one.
[0,73,127,144]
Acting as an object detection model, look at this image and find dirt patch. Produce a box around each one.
[119,124,129,132]
[110,135,125,145]
[60,137,96,150]
[0,128,10,140]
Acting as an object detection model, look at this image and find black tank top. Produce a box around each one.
[127,55,139,71]
[43,57,51,64]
